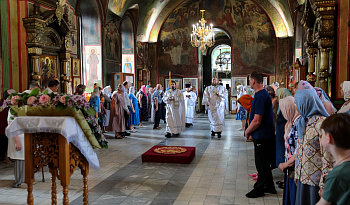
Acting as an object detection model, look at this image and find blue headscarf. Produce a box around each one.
[295,89,330,141]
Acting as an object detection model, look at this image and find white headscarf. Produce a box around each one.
[129,86,135,95]
[102,86,112,98]
[342,81,350,101]
[90,87,100,99]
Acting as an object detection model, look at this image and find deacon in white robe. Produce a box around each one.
[202,78,226,138]
[163,81,186,138]
[183,84,197,127]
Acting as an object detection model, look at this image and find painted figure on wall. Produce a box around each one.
[40,56,57,88]
[110,0,127,15]
[73,61,79,76]
[105,21,120,61]
[87,48,99,85]
[124,63,132,73]
[158,0,276,77]
[81,0,101,45]
[122,16,134,54]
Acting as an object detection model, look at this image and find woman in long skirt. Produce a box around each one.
[108,85,126,139]
[127,86,140,132]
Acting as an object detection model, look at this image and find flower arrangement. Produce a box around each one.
[1,88,108,149]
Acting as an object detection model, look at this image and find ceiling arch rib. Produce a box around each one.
[148,0,293,42]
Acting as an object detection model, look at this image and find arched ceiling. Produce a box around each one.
[108,0,295,42]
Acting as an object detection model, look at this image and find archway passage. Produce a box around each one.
[203,28,232,89]
[212,44,232,87]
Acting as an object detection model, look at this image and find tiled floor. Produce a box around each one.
[0,114,283,205]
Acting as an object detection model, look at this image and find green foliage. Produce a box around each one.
[29,88,39,97]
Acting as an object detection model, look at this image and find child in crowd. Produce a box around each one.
[317,113,350,205]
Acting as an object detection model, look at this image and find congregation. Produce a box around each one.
[1,71,350,205]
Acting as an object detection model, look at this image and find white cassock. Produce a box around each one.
[183,91,197,124]
[163,89,186,134]
[202,85,226,132]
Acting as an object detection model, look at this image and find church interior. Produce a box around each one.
[0,0,349,204]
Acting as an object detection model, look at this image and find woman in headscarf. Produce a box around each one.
[238,94,257,179]
[107,84,126,139]
[101,86,112,132]
[338,81,350,113]
[138,85,149,126]
[278,96,300,205]
[238,94,253,123]
[89,86,102,120]
[314,87,336,115]
[127,86,140,132]
[147,86,153,120]
[265,86,278,131]
[297,80,316,93]
[236,85,247,130]
[294,89,334,205]
[275,87,292,171]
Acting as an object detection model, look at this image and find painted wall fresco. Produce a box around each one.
[105,20,121,61]
[158,0,276,77]
[84,45,102,92]
[122,16,134,54]
[81,1,101,45]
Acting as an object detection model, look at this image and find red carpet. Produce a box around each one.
[142,146,196,164]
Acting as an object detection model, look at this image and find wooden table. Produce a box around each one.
[24,133,89,205]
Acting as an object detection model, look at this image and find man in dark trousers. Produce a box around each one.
[245,71,276,198]
[152,84,163,130]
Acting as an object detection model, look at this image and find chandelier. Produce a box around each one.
[215,49,231,75]
[191,10,215,54]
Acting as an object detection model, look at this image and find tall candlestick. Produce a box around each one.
[169,71,171,88]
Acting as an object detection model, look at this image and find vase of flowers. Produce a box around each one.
[1,88,108,149]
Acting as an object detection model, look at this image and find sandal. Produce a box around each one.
[130,129,137,133]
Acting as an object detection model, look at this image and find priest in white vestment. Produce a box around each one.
[202,78,226,138]
[163,81,186,138]
[183,84,197,127]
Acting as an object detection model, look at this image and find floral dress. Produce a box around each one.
[295,116,334,188]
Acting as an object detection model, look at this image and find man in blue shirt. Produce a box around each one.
[245,71,276,198]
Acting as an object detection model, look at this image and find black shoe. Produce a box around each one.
[119,132,125,136]
[217,133,221,139]
[185,123,190,127]
[278,183,284,189]
[172,133,179,137]
[165,133,171,138]
[124,132,131,136]
[276,181,283,185]
[264,187,277,194]
[211,131,215,136]
[246,189,265,198]
[190,123,193,126]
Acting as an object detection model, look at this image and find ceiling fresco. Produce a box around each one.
[107,0,295,42]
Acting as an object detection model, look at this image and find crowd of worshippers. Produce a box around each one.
[0,79,200,187]
[236,72,350,205]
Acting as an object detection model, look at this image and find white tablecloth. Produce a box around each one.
[5,116,100,170]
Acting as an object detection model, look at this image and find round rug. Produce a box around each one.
[154,146,187,155]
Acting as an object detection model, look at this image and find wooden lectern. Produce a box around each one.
[25,133,89,205]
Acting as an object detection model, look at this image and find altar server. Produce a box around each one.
[183,84,197,127]
[202,78,226,138]
[163,81,185,138]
